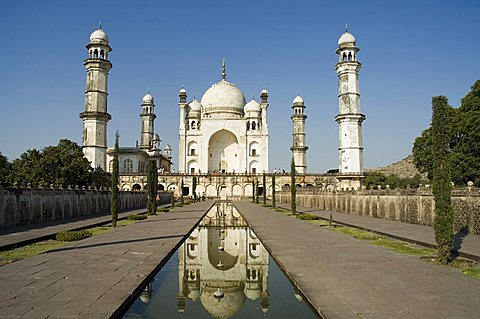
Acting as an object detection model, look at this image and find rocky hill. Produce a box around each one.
[366,155,427,179]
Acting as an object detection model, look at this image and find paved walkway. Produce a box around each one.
[0,205,170,251]
[275,202,480,261]
[0,201,213,319]
[236,200,480,319]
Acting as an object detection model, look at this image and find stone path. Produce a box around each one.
[275,202,480,261]
[0,205,170,251]
[0,201,213,319]
[235,200,480,319]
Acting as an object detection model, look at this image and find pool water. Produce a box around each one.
[122,202,319,319]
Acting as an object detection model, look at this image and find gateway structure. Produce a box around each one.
[178,61,269,175]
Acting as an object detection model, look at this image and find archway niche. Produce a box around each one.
[208,130,239,173]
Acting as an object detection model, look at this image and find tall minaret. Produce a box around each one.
[335,28,365,175]
[178,87,187,173]
[139,92,156,150]
[290,95,308,174]
[80,24,112,170]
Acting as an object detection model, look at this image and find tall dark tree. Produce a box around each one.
[255,179,259,204]
[431,96,454,264]
[262,172,267,205]
[251,180,255,202]
[0,152,11,187]
[272,172,276,208]
[192,176,197,200]
[180,179,184,204]
[146,160,158,215]
[111,131,120,228]
[290,156,296,214]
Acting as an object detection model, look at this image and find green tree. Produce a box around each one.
[251,180,255,202]
[180,179,184,204]
[192,176,197,200]
[111,131,120,228]
[89,167,111,189]
[413,80,480,186]
[290,156,296,214]
[0,152,11,186]
[7,139,108,188]
[255,179,259,204]
[146,160,158,215]
[412,128,434,180]
[272,172,276,208]
[262,172,267,205]
[364,172,387,189]
[431,96,454,264]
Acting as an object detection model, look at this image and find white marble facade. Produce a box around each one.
[178,62,269,174]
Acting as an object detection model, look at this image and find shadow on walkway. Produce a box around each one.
[48,234,185,253]
[452,226,469,259]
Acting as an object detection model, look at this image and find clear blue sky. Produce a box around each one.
[1,0,479,172]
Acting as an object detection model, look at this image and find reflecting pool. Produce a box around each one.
[123,201,319,318]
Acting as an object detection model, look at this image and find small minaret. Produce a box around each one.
[139,92,156,150]
[80,24,112,170]
[335,27,365,175]
[178,87,187,173]
[290,95,308,174]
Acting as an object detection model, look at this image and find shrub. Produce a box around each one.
[127,214,147,221]
[296,213,319,220]
[184,201,191,205]
[157,207,170,212]
[56,230,92,242]
[176,203,184,207]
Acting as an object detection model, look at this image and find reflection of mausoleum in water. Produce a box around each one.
[177,202,269,318]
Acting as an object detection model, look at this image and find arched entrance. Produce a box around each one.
[208,130,239,173]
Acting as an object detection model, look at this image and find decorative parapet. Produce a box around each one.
[277,186,480,235]
[0,187,148,228]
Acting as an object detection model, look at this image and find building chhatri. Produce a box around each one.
[178,60,269,175]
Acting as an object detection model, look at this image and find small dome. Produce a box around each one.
[189,99,202,112]
[142,93,154,103]
[293,95,304,104]
[244,99,261,113]
[90,28,109,43]
[179,87,187,94]
[201,80,246,115]
[261,88,268,95]
[165,144,172,150]
[338,31,356,46]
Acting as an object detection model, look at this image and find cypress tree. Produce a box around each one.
[432,96,454,264]
[111,131,120,227]
[255,179,259,204]
[251,180,255,202]
[272,172,276,208]
[262,172,267,205]
[146,160,157,215]
[180,178,184,205]
[192,176,197,200]
[290,156,296,215]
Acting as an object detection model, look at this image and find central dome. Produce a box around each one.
[201,79,246,116]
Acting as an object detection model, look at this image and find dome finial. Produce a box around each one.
[99,21,102,30]
[222,58,226,80]
[345,22,348,32]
